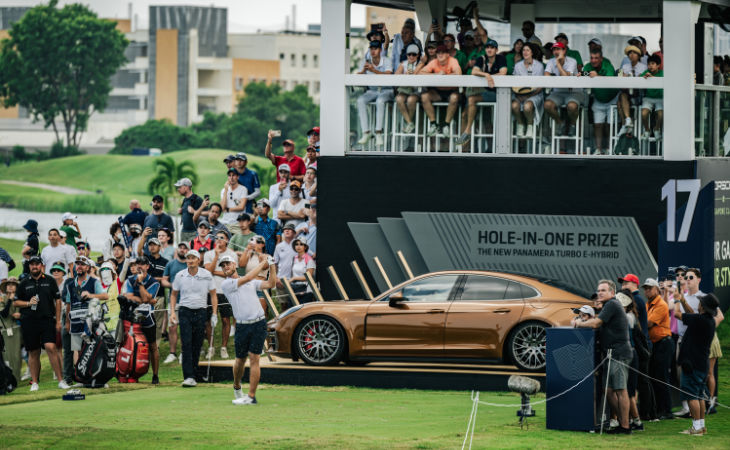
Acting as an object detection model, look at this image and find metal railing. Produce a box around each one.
[695,84,730,157]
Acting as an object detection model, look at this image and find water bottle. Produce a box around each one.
[30,295,38,311]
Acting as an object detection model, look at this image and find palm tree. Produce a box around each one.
[147,157,199,211]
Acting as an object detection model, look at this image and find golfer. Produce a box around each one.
[219,254,276,405]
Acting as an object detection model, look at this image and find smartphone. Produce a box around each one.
[432,18,438,25]
[272,130,282,137]
[672,281,677,289]
[204,194,210,201]
[304,203,311,208]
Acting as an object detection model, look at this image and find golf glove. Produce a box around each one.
[210,314,218,329]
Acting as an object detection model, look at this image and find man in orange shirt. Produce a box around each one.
[420,45,462,138]
[643,278,674,420]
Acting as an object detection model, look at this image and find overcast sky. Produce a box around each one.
[13,0,367,32]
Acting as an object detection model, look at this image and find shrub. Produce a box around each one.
[111,119,200,154]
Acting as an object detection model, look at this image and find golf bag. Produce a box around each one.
[74,299,117,387]
[116,320,149,383]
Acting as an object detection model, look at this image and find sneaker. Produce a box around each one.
[232,395,258,405]
[206,347,215,359]
[660,412,677,420]
[178,353,183,364]
[653,129,662,140]
[30,382,39,392]
[707,405,717,415]
[593,149,603,155]
[426,123,438,137]
[618,123,633,137]
[630,421,644,431]
[679,427,704,435]
[567,124,576,136]
[233,388,244,400]
[553,122,564,136]
[182,378,197,387]
[456,132,470,145]
[673,409,690,418]
[163,353,177,364]
[609,419,619,429]
[356,132,372,145]
[151,375,159,385]
[404,122,415,133]
[525,124,534,137]
[375,133,384,147]
[21,368,31,381]
[441,123,451,137]
[515,123,525,137]
[641,131,651,140]
[220,347,229,359]
[58,380,70,389]
[606,426,632,435]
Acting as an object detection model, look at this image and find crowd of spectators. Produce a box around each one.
[355,9,664,154]
[573,268,723,435]
[0,127,319,390]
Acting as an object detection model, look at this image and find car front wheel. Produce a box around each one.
[294,316,346,366]
[508,321,548,372]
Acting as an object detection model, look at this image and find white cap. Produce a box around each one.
[642,278,660,288]
[572,305,596,316]
[278,163,291,172]
[406,43,420,54]
[100,261,116,273]
[62,212,77,221]
[219,255,236,265]
[185,249,201,259]
[588,38,602,47]
[174,178,193,187]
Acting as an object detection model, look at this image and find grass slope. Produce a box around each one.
[0,150,272,213]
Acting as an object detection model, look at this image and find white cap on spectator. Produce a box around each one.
[174,178,192,187]
[588,38,602,47]
[219,255,236,265]
[62,212,77,221]
[185,249,201,259]
[406,43,419,54]
[572,305,595,316]
[641,278,660,288]
[278,163,291,172]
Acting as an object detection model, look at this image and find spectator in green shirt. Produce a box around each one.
[504,38,524,74]
[554,33,583,71]
[444,34,467,72]
[461,31,485,74]
[584,49,618,154]
[640,54,664,140]
[60,212,81,246]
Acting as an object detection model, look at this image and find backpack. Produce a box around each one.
[74,332,117,387]
[116,320,149,383]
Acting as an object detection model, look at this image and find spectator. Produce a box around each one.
[239,235,269,279]
[220,168,248,236]
[60,212,81,246]
[295,205,317,258]
[121,256,161,384]
[230,214,257,254]
[521,20,542,46]
[157,228,175,261]
[388,18,422,71]
[175,178,204,243]
[640,54,664,140]
[553,33,583,71]
[223,154,235,170]
[511,43,545,137]
[169,249,217,387]
[617,45,647,136]
[21,219,40,275]
[161,242,190,364]
[41,229,75,276]
[290,238,315,304]
[394,44,423,133]
[713,56,724,86]
[102,222,123,261]
[587,37,611,66]
[617,289,645,431]
[421,40,438,66]
[504,38,524,74]
[443,33,467,72]
[307,126,320,151]
[619,37,649,69]
[269,163,292,218]
[232,153,261,214]
[278,180,307,229]
[459,31,482,74]
[653,37,663,70]
[458,39,506,146]
[14,256,66,391]
[265,131,306,182]
[574,279,633,434]
[304,145,318,169]
[355,40,394,148]
[420,45,462,138]
[584,49,618,154]
[128,223,143,258]
[110,242,126,274]
[220,254,275,405]
[642,278,674,420]
[193,200,230,239]
[471,5,489,47]
[190,221,215,252]
[254,199,279,256]
[570,304,595,323]
[145,238,169,354]
[204,230,238,359]
[1,276,23,381]
[673,293,723,435]
[274,223,297,299]
[76,241,91,259]
[143,195,175,240]
[302,166,317,204]
[674,268,704,417]
[123,199,148,227]
[455,17,473,48]
[544,42,583,137]
[0,246,15,276]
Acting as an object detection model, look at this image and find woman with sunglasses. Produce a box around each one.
[290,238,315,304]
[394,44,423,134]
[302,166,317,204]
[157,228,175,261]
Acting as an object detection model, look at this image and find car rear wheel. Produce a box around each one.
[294,316,346,366]
[508,322,548,372]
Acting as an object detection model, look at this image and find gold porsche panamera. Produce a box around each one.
[267,271,589,371]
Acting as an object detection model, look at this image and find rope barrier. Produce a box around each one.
[461,391,479,450]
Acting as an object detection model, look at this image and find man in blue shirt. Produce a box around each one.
[233,153,261,214]
[161,243,189,364]
[253,199,280,255]
[123,200,148,227]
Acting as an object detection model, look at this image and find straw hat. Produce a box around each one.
[0,276,19,294]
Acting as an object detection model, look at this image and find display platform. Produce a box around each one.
[197,357,545,391]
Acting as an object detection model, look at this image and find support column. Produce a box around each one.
[663,0,700,161]
[320,0,350,156]
[510,3,535,44]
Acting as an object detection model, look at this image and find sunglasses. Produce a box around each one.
[686,275,695,280]
[443,39,454,43]
[290,187,301,191]
[198,225,208,229]
[279,170,290,174]
[294,242,304,246]
[407,53,418,56]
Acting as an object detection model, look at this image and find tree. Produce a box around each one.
[147,157,199,210]
[0,0,128,147]
[111,119,200,154]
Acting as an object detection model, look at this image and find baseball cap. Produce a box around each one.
[307,126,320,136]
[282,223,296,231]
[283,139,295,147]
[278,163,291,173]
[174,178,192,187]
[223,154,235,163]
[129,223,142,231]
[551,41,566,50]
[641,278,660,288]
[234,152,247,161]
[227,168,238,176]
[197,220,211,229]
[28,255,42,264]
[75,256,91,266]
[185,249,200,259]
[629,36,642,44]
[290,179,302,189]
[588,38,602,47]
[219,255,236,265]
[62,212,77,221]
[485,39,498,48]
[617,274,640,285]
[464,30,476,38]
[406,43,419,54]
[50,263,67,274]
[152,194,164,202]
[100,261,116,273]
[148,238,161,246]
[554,32,568,41]
[136,256,150,266]
[177,241,189,249]
[369,40,382,48]
[257,198,271,207]
[572,305,595,316]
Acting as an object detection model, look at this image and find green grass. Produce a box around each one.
[0,184,114,213]
[0,149,272,213]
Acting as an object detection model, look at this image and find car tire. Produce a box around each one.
[507,321,549,372]
[293,316,346,366]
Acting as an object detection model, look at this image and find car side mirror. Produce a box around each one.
[389,291,405,307]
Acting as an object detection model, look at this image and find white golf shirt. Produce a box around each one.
[221,278,264,322]
[172,267,215,309]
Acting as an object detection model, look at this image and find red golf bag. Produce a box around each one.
[116,320,149,383]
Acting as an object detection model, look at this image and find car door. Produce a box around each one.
[364,274,460,357]
[444,275,525,358]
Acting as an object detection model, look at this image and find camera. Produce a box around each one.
[666,266,677,281]
[204,194,210,201]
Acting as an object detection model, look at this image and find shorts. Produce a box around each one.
[429,88,459,103]
[234,319,267,358]
[604,356,630,390]
[21,317,57,352]
[546,90,584,108]
[142,325,156,347]
[216,293,233,318]
[70,333,84,351]
[512,92,544,122]
[709,333,722,359]
[680,369,708,401]
[641,96,663,112]
[591,94,619,123]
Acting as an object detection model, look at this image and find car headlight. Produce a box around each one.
[278,304,304,320]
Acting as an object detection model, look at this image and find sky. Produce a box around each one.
[13,0,366,32]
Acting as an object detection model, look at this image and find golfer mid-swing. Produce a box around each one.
[219,254,276,405]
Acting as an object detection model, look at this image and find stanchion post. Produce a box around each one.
[372,256,393,290]
[281,277,301,306]
[600,349,613,435]
[304,271,324,302]
[327,265,350,300]
[350,260,374,300]
[262,289,280,317]
[396,250,414,280]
